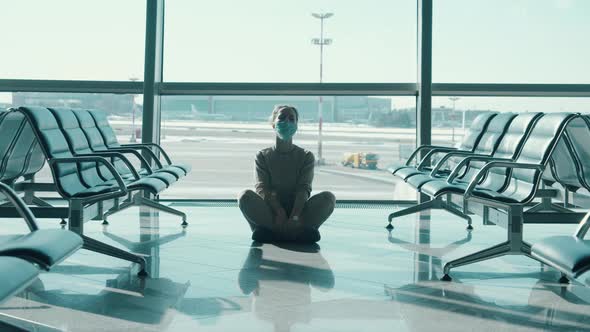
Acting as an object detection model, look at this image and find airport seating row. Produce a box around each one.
[388,111,590,284]
[0,106,191,277]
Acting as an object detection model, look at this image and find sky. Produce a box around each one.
[0,0,589,112]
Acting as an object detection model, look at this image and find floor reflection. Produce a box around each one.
[385,279,590,331]
[8,209,191,330]
[238,243,334,332]
[3,205,590,331]
[384,210,590,331]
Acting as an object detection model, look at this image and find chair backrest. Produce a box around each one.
[24,136,46,179]
[564,115,590,191]
[0,112,15,180]
[72,109,110,151]
[462,112,543,191]
[17,106,91,198]
[87,110,121,148]
[492,112,578,203]
[72,109,129,177]
[445,113,515,173]
[543,127,581,191]
[48,107,111,187]
[0,111,46,183]
[461,112,543,191]
[3,113,46,183]
[458,112,498,152]
[471,113,516,155]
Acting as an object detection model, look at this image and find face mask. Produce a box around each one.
[275,121,298,140]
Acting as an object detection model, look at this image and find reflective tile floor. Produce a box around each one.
[1,202,590,331]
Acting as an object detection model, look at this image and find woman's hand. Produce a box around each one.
[274,208,288,225]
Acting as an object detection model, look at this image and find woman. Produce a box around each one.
[238,105,336,243]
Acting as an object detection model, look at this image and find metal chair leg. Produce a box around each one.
[102,199,135,224]
[81,235,148,277]
[135,195,188,227]
[444,202,473,230]
[387,198,441,228]
[441,241,511,281]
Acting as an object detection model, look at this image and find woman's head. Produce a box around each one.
[270,105,299,125]
[270,105,299,141]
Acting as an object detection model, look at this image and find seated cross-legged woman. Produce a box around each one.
[238,105,336,243]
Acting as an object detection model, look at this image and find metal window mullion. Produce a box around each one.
[157,82,418,96]
[432,83,590,97]
[3,80,590,97]
[0,79,143,94]
[142,0,165,147]
[417,0,433,204]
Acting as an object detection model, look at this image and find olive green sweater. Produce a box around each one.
[255,145,315,211]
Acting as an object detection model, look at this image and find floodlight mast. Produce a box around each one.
[311,12,333,165]
[449,97,460,142]
[129,77,139,143]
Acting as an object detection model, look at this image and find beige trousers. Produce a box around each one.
[238,190,336,240]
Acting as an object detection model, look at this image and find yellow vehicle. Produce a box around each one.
[341,152,379,170]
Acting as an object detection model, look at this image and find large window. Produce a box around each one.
[158,95,416,200]
[164,0,416,82]
[433,0,590,83]
[0,0,146,80]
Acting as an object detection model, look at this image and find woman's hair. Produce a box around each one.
[269,105,299,124]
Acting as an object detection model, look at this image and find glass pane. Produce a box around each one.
[159,95,416,200]
[431,96,590,147]
[433,0,590,83]
[0,0,146,80]
[164,0,416,82]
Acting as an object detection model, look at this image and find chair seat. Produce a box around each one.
[405,174,440,190]
[394,167,422,180]
[395,167,445,181]
[156,166,186,179]
[128,177,168,194]
[0,229,83,269]
[420,179,469,197]
[0,257,39,303]
[388,163,411,174]
[72,184,121,198]
[471,188,521,204]
[114,174,170,193]
[171,163,191,175]
[532,236,590,276]
[140,166,186,180]
[139,170,177,187]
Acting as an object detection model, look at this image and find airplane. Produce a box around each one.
[162,105,232,121]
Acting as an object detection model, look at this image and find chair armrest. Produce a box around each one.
[49,156,127,196]
[404,145,457,166]
[425,151,489,173]
[117,145,165,169]
[0,182,38,232]
[444,156,512,183]
[464,161,544,200]
[95,148,153,174]
[77,151,141,180]
[122,143,172,166]
[416,147,461,168]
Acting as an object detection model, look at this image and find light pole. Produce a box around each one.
[129,77,139,143]
[449,97,460,142]
[311,12,333,166]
